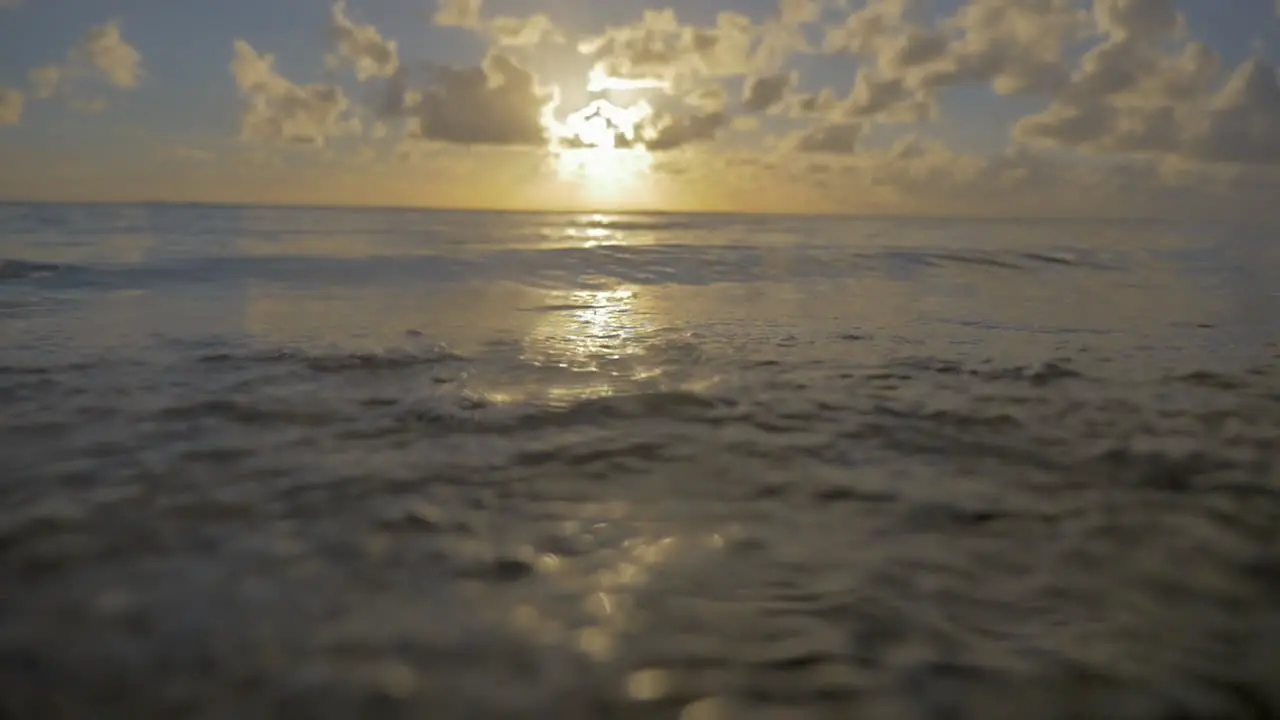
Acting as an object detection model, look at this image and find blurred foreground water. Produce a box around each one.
[1,204,1279,718]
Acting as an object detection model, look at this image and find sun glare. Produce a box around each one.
[555,146,652,195]
[586,66,670,93]
[550,81,659,201]
[559,99,654,149]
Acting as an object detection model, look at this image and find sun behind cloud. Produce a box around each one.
[3,0,1280,219]
[548,77,662,204]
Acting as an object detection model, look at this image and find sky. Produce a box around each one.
[1,0,1279,219]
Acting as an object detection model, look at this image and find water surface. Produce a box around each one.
[1,204,1279,718]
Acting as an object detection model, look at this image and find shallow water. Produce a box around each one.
[1,204,1279,718]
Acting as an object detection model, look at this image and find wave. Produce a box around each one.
[0,260,64,281]
[197,345,469,373]
[0,242,1122,295]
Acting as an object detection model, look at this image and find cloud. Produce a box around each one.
[577,9,762,89]
[822,0,914,57]
[934,0,1089,95]
[734,132,1280,221]
[644,110,730,151]
[742,72,794,112]
[384,53,554,146]
[842,69,934,121]
[28,66,61,100]
[328,1,399,80]
[75,21,143,89]
[1011,0,1280,167]
[783,121,862,154]
[0,0,23,9]
[1018,57,1280,167]
[787,87,840,117]
[230,40,361,146]
[433,0,563,48]
[1093,0,1182,43]
[434,0,482,28]
[754,0,827,69]
[824,0,1089,104]
[0,88,24,125]
[686,85,728,112]
[489,14,563,48]
[780,0,823,26]
[803,0,1280,176]
[22,20,143,113]
[1192,59,1280,164]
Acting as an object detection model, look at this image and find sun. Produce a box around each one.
[540,63,670,202]
[555,145,652,197]
[548,73,662,202]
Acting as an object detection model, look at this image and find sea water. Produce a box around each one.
[1,203,1279,718]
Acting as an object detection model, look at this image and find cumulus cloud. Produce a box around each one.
[780,0,823,26]
[489,14,562,48]
[1193,59,1280,164]
[798,0,1280,175]
[643,109,730,151]
[383,53,554,146]
[433,0,561,47]
[577,9,763,89]
[686,85,729,112]
[230,40,361,146]
[22,20,143,114]
[742,72,794,112]
[1019,57,1280,167]
[820,0,1089,126]
[783,121,862,154]
[859,0,1086,93]
[328,1,399,80]
[934,0,1089,95]
[822,0,911,56]
[842,69,934,121]
[434,0,482,28]
[0,88,24,125]
[1094,0,1182,43]
[77,21,143,89]
[1012,0,1280,167]
[787,87,840,117]
[753,0,828,69]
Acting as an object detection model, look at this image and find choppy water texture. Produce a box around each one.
[2,204,1279,719]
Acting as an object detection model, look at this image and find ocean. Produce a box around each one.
[1,203,1278,718]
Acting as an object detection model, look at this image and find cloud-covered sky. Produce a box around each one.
[1,0,1279,219]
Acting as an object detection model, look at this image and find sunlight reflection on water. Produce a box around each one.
[525,287,651,369]
[6,206,1280,718]
[505,515,731,675]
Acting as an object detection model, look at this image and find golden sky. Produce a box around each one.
[1,0,1279,220]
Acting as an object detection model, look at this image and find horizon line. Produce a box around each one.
[0,198,1266,226]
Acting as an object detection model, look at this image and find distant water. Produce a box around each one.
[1,203,1279,719]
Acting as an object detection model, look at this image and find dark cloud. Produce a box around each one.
[386,53,554,146]
[742,72,793,112]
[643,109,730,150]
[785,121,862,154]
